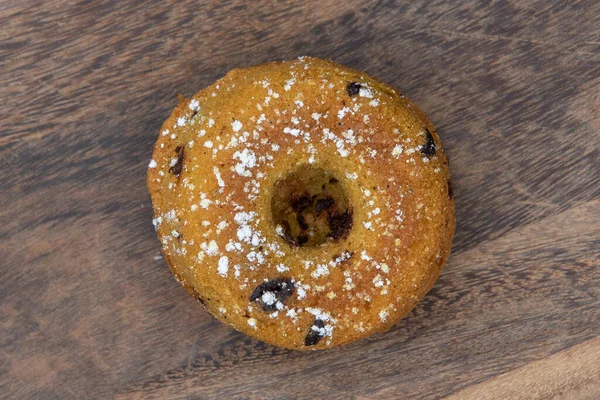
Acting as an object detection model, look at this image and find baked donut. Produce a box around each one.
[147,57,455,350]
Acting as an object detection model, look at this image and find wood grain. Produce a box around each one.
[444,337,600,400]
[1,0,599,399]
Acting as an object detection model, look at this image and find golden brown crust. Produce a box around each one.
[147,57,455,350]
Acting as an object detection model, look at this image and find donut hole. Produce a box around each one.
[271,165,353,247]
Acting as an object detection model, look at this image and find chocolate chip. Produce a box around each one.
[448,180,454,199]
[421,128,437,157]
[346,82,362,97]
[304,319,326,346]
[250,278,294,312]
[315,197,335,215]
[169,146,185,176]
[327,209,353,240]
[329,178,339,184]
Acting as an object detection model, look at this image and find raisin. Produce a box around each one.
[448,180,454,199]
[297,214,309,230]
[315,197,335,215]
[304,319,326,346]
[250,278,294,312]
[297,234,308,246]
[346,82,362,97]
[169,146,185,176]
[291,193,312,213]
[421,128,437,157]
[327,209,353,240]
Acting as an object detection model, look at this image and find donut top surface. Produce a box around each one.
[147,57,455,349]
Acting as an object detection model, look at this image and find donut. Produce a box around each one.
[147,57,455,350]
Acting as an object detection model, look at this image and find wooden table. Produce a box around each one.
[2,1,599,399]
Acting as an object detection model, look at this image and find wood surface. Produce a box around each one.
[1,0,599,399]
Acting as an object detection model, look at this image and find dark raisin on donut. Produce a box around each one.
[447,180,454,199]
[250,278,294,311]
[327,210,353,240]
[297,234,309,246]
[297,214,309,230]
[304,319,326,346]
[421,128,437,157]
[169,146,185,176]
[291,193,312,213]
[315,197,335,215]
[346,82,362,97]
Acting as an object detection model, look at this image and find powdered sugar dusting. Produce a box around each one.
[218,256,229,276]
[233,148,257,177]
[189,99,200,111]
[231,120,243,132]
[213,166,225,187]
